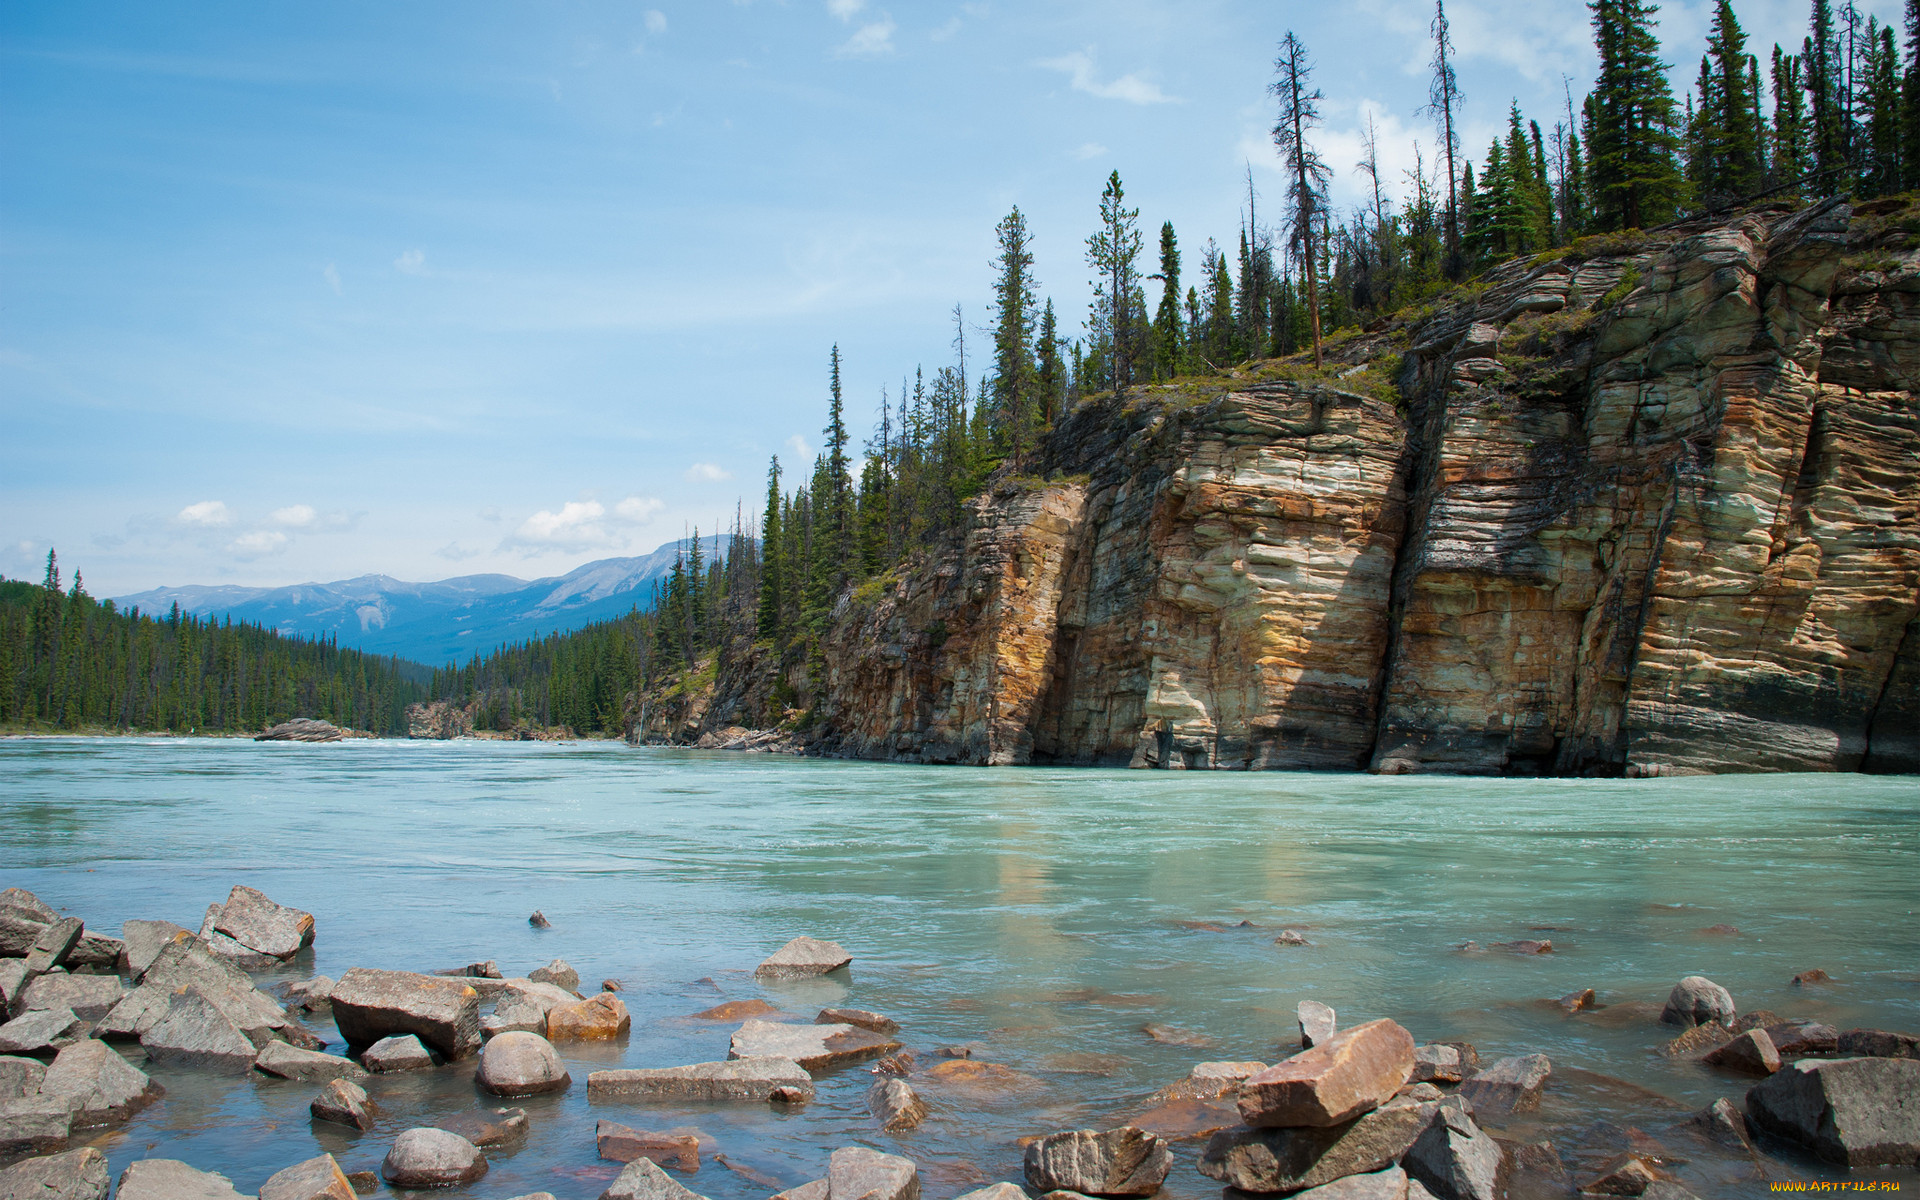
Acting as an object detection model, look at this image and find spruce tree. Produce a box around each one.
[757,457,783,641]
[1035,300,1065,426]
[1588,0,1684,230]
[1903,0,1920,188]
[988,207,1038,453]
[1810,0,1847,184]
[1271,31,1329,368]
[1703,0,1762,202]
[1423,0,1466,276]
[823,346,853,591]
[1085,172,1144,394]
[1773,47,1810,186]
[1151,222,1183,380]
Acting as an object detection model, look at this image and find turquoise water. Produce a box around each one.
[1,737,1916,1197]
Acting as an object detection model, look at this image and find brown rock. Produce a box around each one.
[1457,1054,1551,1121]
[598,1120,700,1170]
[1411,1044,1465,1084]
[1558,989,1597,1013]
[380,1127,487,1187]
[213,886,315,959]
[309,1078,373,1131]
[433,1107,527,1147]
[1124,1097,1241,1142]
[1730,1009,1784,1034]
[755,936,851,979]
[1686,1097,1753,1152]
[1702,1028,1781,1076]
[1023,1127,1170,1197]
[1238,1018,1416,1128]
[868,1077,927,1131]
[329,968,480,1060]
[691,999,779,1021]
[727,1018,897,1070]
[548,993,630,1041]
[258,1155,355,1200]
[587,1055,814,1102]
[1577,1154,1662,1196]
[0,1146,109,1200]
[1767,1022,1838,1055]
[1200,1098,1456,1192]
[1791,968,1831,986]
[1837,1028,1920,1059]
[819,1007,899,1034]
[1489,940,1552,954]
[528,958,579,992]
[1659,1021,1733,1058]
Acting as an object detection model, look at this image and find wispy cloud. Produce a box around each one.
[931,16,961,41]
[1035,49,1177,105]
[644,10,668,34]
[615,496,664,522]
[436,542,483,561]
[827,0,865,18]
[683,462,732,482]
[176,500,232,527]
[394,249,427,275]
[786,434,814,460]
[322,263,342,295]
[503,495,665,555]
[835,16,896,58]
[1072,142,1107,161]
[228,529,288,558]
[270,504,316,528]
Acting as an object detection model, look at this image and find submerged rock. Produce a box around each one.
[1837,1029,1920,1059]
[601,1157,711,1200]
[477,1031,570,1096]
[1200,1097,1455,1192]
[548,993,630,1041]
[868,1077,928,1131]
[755,936,852,979]
[1660,977,1735,1028]
[433,1107,528,1148]
[1456,1054,1551,1121]
[1744,1056,1920,1168]
[819,1006,899,1034]
[254,1040,366,1083]
[1576,1154,1662,1196]
[362,1033,438,1072]
[114,1159,251,1200]
[597,1120,700,1170]
[528,958,579,991]
[729,1018,898,1071]
[1687,1097,1754,1153]
[1660,1021,1734,1058]
[1024,1127,1171,1197]
[692,999,780,1021]
[1239,1019,1416,1128]
[587,1055,814,1102]
[0,1146,109,1200]
[828,1146,919,1200]
[381,1127,488,1187]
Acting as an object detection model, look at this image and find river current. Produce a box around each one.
[1,737,1915,1198]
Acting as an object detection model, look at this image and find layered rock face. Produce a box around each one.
[722,201,1919,776]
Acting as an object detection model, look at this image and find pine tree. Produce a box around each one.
[1423,0,1466,276]
[1035,300,1065,426]
[1150,222,1183,380]
[1773,46,1810,186]
[989,207,1039,454]
[1903,0,1920,188]
[757,457,783,641]
[823,346,853,592]
[1271,32,1330,368]
[1589,0,1685,230]
[1810,0,1847,184]
[1703,0,1763,202]
[1085,172,1144,394]
[1862,19,1902,193]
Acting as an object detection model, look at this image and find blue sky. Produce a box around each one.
[1,0,1893,595]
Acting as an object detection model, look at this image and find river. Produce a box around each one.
[1,736,1916,1197]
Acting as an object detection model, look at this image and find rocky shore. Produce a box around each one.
[1,885,1915,1199]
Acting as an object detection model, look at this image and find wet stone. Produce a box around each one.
[602,1157,710,1200]
[1024,1126,1171,1197]
[528,959,579,992]
[588,1055,815,1103]
[254,1040,367,1083]
[1744,1056,1920,1168]
[1456,1054,1551,1121]
[0,1145,109,1200]
[598,1120,700,1170]
[829,1145,920,1200]
[528,910,551,928]
[1412,1044,1465,1085]
[1701,1028,1780,1076]
[819,1006,899,1034]
[140,988,258,1073]
[114,1159,250,1200]
[362,1034,438,1072]
[755,936,852,979]
[258,1154,356,1200]
[1298,1000,1336,1049]
[433,1106,527,1147]
[329,968,480,1061]
[310,1078,374,1131]
[547,993,630,1042]
[39,1039,158,1125]
[729,1018,899,1071]
[1403,1104,1502,1200]
[1200,1098,1451,1193]
[692,998,780,1021]
[0,1094,74,1159]
[1558,989,1597,1014]
[1659,1022,1733,1058]
[381,1127,488,1187]
[212,886,315,960]
[1660,977,1735,1028]
[868,1077,927,1131]
[1576,1154,1661,1196]
[1275,929,1312,946]
[476,1030,570,1096]
[1837,1029,1920,1059]
[1791,969,1832,987]
[1686,1097,1753,1153]
[1766,1021,1838,1056]
[1239,1019,1417,1128]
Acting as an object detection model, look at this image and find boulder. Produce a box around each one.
[1576,1154,1661,1196]
[213,886,314,960]
[1744,1056,1920,1167]
[1299,1001,1337,1048]
[1660,1022,1733,1058]
[1731,1010,1784,1034]
[196,904,281,970]
[1239,1018,1416,1128]
[1495,1139,1568,1195]
[1660,977,1735,1028]
[0,1056,44,1100]
[770,1084,809,1104]
[1558,988,1597,1014]
[0,1094,73,1158]
[1291,1166,1410,1200]
[1702,1028,1780,1076]
[755,936,852,979]
[1792,969,1832,986]
[1275,929,1312,946]
[0,1009,87,1057]
[528,910,551,928]
[0,1146,108,1200]
[0,962,28,1016]
[528,959,579,991]
[601,1157,710,1200]
[254,1040,367,1083]
[820,1007,899,1034]
[381,1127,488,1186]
[282,976,334,1012]
[692,999,780,1021]
[38,1039,158,1124]
[120,921,191,980]
[310,1077,374,1130]
[1403,1103,1502,1200]
[23,919,85,975]
[1396,1083,1445,1103]
[477,1031,570,1096]
[1768,1022,1839,1056]
[18,974,124,1021]
[98,937,289,1044]
[547,993,630,1041]
[829,1146,920,1200]
[1411,1044,1465,1085]
[1837,1029,1920,1059]
[329,968,479,1059]
[1456,1054,1551,1120]
[63,933,120,972]
[482,993,549,1038]
[603,979,623,992]
[434,1107,528,1147]
[588,1056,815,1102]
[1686,1097,1753,1153]
[597,1120,700,1170]
[259,1155,355,1200]
[0,892,54,958]
[113,1159,250,1200]
[951,1187,1028,1200]
[1200,1098,1453,1192]
[362,1033,438,1072]
[868,1077,927,1131]
[774,1183,830,1200]
[729,1018,899,1071]
[140,987,258,1072]
[1023,1127,1170,1197]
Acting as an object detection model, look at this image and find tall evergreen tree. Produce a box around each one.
[1810,0,1847,182]
[823,346,853,593]
[1085,171,1144,394]
[1035,300,1065,426]
[1150,221,1184,380]
[1706,0,1762,201]
[757,457,783,641]
[1272,31,1330,368]
[988,207,1039,454]
[1773,46,1810,185]
[1902,0,1920,188]
[1423,0,1466,276]
[1589,0,1685,230]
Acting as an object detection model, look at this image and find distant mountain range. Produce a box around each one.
[114,536,728,667]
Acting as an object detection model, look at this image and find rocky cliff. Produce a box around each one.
[654,199,1920,775]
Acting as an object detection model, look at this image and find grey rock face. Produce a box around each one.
[114,1159,251,1200]
[1291,1166,1410,1200]
[1745,1056,1920,1168]
[868,1077,927,1131]
[0,962,28,1016]
[1689,1096,1755,1152]
[1455,1054,1551,1121]
[477,1031,570,1096]
[23,919,85,975]
[214,886,315,960]
[0,1146,109,1200]
[601,1156,711,1200]
[1239,1019,1418,1129]
[1411,1044,1465,1085]
[729,1019,900,1071]
[1299,1000,1337,1049]
[381,1127,488,1186]
[119,921,191,981]
[755,936,852,979]
[1837,1029,1920,1060]
[39,1039,158,1124]
[0,1008,88,1056]
[309,1077,374,1130]
[587,1055,815,1102]
[254,1040,367,1083]
[949,1187,1027,1200]
[330,968,480,1060]
[63,934,121,971]
[482,993,549,1038]
[1403,1104,1502,1200]
[1023,1126,1171,1197]
[0,1055,45,1100]
[100,937,290,1044]
[362,1034,438,1072]
[140,987,258,1073]
[282,976,334,1013]
[258,1154,355,1200]
[0,892,55,958]
[828,1146,919,1200]
[528,959,580,992]
[1661,977,1736,1028]
[1199,1098,1449,1192]
[0,1094,73,1159]
[436,1107,528,1147]
[18,975,125,1022]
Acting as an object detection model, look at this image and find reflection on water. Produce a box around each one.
[1,737,1916,1197]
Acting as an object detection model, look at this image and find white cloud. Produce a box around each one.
[835,17,895,58]
[322,263,342,295]
[644,9,667,34]
[786,434,814,460]
[683,462,732,482]
[395,249,427,275]
[176,500,232,527]
[827,0,865,19]
[228,530,288,557]
[517,500,605,544]
[436,542,483,561]
[270,504,316,528]
[504,494,662,554]
[615,496,664,522]
[1036,49,1177,105]
[1072,141,1107,161]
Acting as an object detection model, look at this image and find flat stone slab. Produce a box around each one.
[258,1154,355,1200]
[588,1055,815,1103]
[819,1007,899,1034]
[729,1019,900,1072]
[255,1040,367,1083]
[0,1094,75,1159]
[18,975,125,1022]
[1456,1054,1551,1120]
[597,1119,701,1170]
[363,1033,438,1072]
[829,1146,919,1200]
[120,921,192,981]
[140,987,257,1073]
[754,936,852,979]
[0,1008,89,1057]
[0,1146,109,1200]
[114,1159,251,1200]
[1745,1056,1920,1168]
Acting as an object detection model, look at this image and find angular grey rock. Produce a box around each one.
[951,1188,1027,1200]
[0,962,28,1016]
[115,1159,252,1199]
[601,1156,710,1200]
[819,1006,899,1034]
[381,1127,488,1186]
[0,1146,109,1200]
[254,1040,367,1083]
[1199,1098,1452,1192]
[1456,1054,1551,1121]
[282,975,334,1012]
[39,1039,158,1124]
[1640,1184,1701,1200]
[1023,1127,1170,1197]
[1291,1166,1409,1200]
[481,992,549,1039]
[1744,1056,1920,1168]
[729,1018,900,1071]
[0,891,55,925]
[596,1120,699,1169]
[1403,1103,1502,1200]
[1411,1044,1465,1085]
[772,1182,830,1200]
[588,1055,815,1102]
[0,1094,73,1158]
[868,1077,927,1131]
[309,1077,373,1130]
[140,987,258,1072]
[476,1030,570,1096]
[119,921,191,981]
[23,919,84,975]
[63,933,121,971]
[0,891,53,958]
[755,936,852,979]
[1837,1029,1920,1059]
[434,1107,528,1147]
[1702,1027,1781,1076]
[1298,1000,1337,1049]
[18,974,124,1021]
[1768,1021,1839,1056]
[528,958,579,992]
[0,1055,45,1100]
[1660,976,1735,1028]
[258,1154,355,1200]
[1576,1154,1662,1196]
[100,937,290,1044]
[1689,1096,1755,1152]
[829,1146,919,1200]
[362,1033,437,1072]
[329,967,480,1060]
[213,886,314,959]
[0,1008,88,1056]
